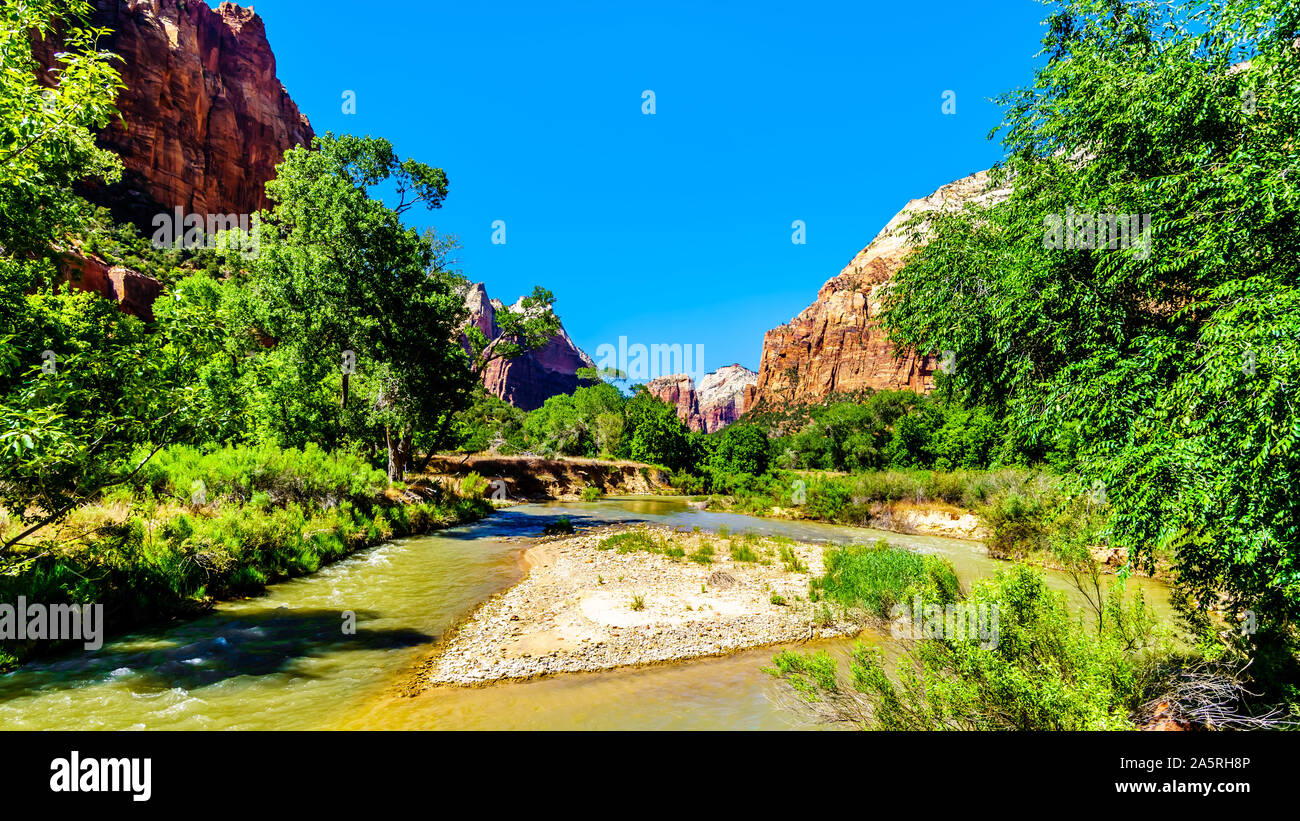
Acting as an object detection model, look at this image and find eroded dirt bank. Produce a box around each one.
[423,455,673,500]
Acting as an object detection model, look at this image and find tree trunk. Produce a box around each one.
[387,427,414,483]
[386,427,402,483]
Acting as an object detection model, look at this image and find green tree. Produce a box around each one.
[707,423,770,478]
[628,399,691,471]
[881,0,1300,659]
[0,0,123,258]
[0,0,185,554]
[234,134,475,481]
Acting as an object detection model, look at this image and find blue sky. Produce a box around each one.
[239,0,1048,375]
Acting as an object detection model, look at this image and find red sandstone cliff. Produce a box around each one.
[36,0,314,231]
[744,171,1011,411]
[35,0,313,317]
[647,374,702,431]
[463,283,596,411]
[648,364,756,433]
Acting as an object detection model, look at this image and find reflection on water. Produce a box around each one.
[0,498,1169,730]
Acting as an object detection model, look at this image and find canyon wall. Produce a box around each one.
[463,283,597,412]
[744,170,1011,411]
[647,364,756,433]
[36,0,314,232]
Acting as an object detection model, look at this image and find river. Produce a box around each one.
[0,497,1169,730]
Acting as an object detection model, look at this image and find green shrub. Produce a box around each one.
[810,540,960,620]
[542,517,575,536]
[459,471,490,499]
[771,565,1162,730]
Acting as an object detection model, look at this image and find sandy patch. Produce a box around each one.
[418,525,856,686]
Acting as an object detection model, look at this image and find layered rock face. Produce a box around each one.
[648,364,757,433]
[36,0,314,231]
[744,170,1011,411]
[463,283,597,411]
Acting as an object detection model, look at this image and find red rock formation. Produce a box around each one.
[35,0,314,231]
[463,283,597,411]
[648,364,756,433]
[745,171,1011,411]
[647,374,702,431]
[57,250,163,320]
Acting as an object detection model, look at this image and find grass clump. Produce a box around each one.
[688,544,715,565]
[541,517,575,536]
[809,540,959,620]
[598,530,657,553]
[779,545,807,574]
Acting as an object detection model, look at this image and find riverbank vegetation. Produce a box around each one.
[769,565,1169,730]
[0,443,491,669]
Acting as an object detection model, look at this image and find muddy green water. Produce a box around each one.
[0,498,1169,730]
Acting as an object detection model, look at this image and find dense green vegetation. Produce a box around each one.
[881,0,1300,683]
[2,5,543,524]
[0,1,524,663]
[769,565,1166,730]
[811,541,961,620]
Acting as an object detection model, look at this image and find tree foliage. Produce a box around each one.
[881,0,1300,652]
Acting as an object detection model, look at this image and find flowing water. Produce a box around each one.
[0,498,1169,730]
